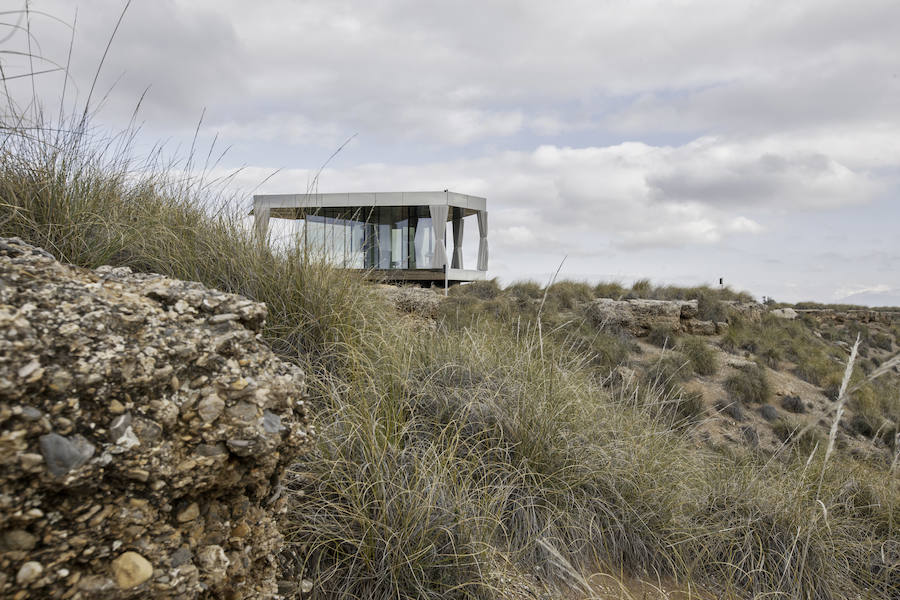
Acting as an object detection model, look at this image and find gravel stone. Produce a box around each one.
[38,433,95,477]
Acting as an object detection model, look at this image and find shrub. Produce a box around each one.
[780,395,806,414]
[673,386,706,423]
[716,399,745,422]
[772,418,824,454]
[695,289,727,322]
[647,325,678,348]
[680,336,718,376]
[594,281,626,299]
[758,343,783,368]
[724,363,771,405]
[872,332,893,352]
[544,280,594,310]
[759,404,779,422]
[505,280,543,301]
[629,278,653,297]
[451,278,502,300]
[643,353,692,396]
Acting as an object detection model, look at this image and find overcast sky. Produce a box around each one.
[6,0,900,305]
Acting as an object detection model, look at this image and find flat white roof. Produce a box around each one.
[252,190,486,217]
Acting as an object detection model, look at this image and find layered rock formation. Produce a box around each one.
[586,298,726,337]
[0,238,311,599]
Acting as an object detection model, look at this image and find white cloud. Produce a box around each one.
[229,133,877,257]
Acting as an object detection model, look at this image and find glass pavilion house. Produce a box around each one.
[252,191,488,286]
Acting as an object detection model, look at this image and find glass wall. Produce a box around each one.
[303,206,441,269]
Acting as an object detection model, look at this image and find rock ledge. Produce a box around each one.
[0,238,311,599]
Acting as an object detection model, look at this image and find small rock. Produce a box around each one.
[197,545,229,582]
[194,443,227,457]
[262,410,286,434]
[2,529,37,551]
[108,399,125,414]
[226,439,254,456]
[19,453,44,469]
[108,413,133,442]
[16,561,43,585]
[230,521,250,538]
[209,313,238,324]
[301,579,314,594]
[176,502,200,523]
[125,468,150,482]
[48,369,73,392]
[21,406,42,421]
[111,427,140,452]
[111,551,153,589]
[197,395,225,423]
[18,359,42,380]
[227,401,258,424]
[170,547,192,567]
[39,433,95,477]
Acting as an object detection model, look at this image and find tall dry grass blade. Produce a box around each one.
[824,334,860,466]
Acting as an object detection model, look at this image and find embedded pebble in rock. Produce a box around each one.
[177,503,200,523]
[111,552,153,590]
[38,433,95,476]
[16,561,43,585]
[0,238,312,599]
[1,530,37,551]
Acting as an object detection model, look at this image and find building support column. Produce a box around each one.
[477,209,488,271]
[451,207,464,269]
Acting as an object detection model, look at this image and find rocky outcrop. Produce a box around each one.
[0,238,311,599]
[724,301,764,323]
[795,308,900,325]
[770,307,798,320]
[586,298,723,336]
[377,285,443,319]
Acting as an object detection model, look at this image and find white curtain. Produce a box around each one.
[477,210,488,271]
[429,204,449,268]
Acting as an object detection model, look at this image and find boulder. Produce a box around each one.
[685,320,716,336]
[770,307,799,320]
[725,301,764,323]
[378,285,443,319]
[587,298,712,337]
[0,238,311,599]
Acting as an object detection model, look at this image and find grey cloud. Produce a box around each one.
[646,145,878,208]
[18,0,245,128]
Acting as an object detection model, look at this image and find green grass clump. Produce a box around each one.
[680,336,718,376]
[724,363,771,405]
[452,278,503,300]
[593,281,626,299]
[505,280,543,302]
[647,325,679,348]
[543,280,595,311]
[872,332,893,352]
